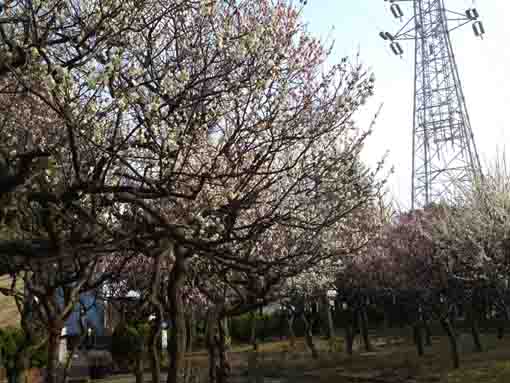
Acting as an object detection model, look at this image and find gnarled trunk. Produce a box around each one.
[287,313,296,348]
[250,312,258,351]
[448,305,459,338]
[149,323,162,383]
[135,352,144,383]
[497,304,509,340]
[205,305,230,383]
[217,318,230,383]
[382,307,390,331]
[301,313,318,359]
[7,370,25,383]
[46,326,62,383]
[423,315,432,346]
[413,323,424,356]
[186,310,196,353]
[359,306,373,352]
[498,324,505,339]
[7,351,29,383]
[222,318,230,350]
[206,310,218,383]
[344,309,355,356]
[325,298,335,339]
[468,306,483,352]
[440,318,460,369]
[148,250,166,383]
[167,259,187,383]
[470,318,483,353]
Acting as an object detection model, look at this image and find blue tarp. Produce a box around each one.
[57,290,105,336]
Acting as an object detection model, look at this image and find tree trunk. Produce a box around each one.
[498,324,505,339]
[287,314,296,348]
[250,312,258,351]
[222,318,230,350]
[279,312,285,341]
[216,318,230,383]
[167,258,187,383]
[7,370,20,383]
[345,324,354,355]
[469,307,483,352]
[326,303,335,352]
[413,323,424,356]
[182,360,194,383]
[13,349,29,383]
[423,316,432,346]
[206,311,218,383]
[149,323,162,383]
[46,327,61,383]
[147,249,165,383]
[344,309,355,356]
[62,339,79,383]
[7,356,28,383]
[135,353,144,383]
[259,306,265,343]
[497,304,509,340]
[301,313,318,359]
[325,301,335,339]
[382,308,390,332]
[359,307,373,352]
[187,310,195,353]
[471,319,483,353]
[440,318,460,369]
[448,305,458,338]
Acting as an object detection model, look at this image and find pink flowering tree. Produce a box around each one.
[352,204,477,368]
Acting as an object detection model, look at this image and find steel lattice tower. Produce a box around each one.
[380,0,485,208]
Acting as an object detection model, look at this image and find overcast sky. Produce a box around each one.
[303,0,510,209]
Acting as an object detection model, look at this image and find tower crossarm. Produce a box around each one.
[380,1,487,52]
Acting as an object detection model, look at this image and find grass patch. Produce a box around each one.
[447,361,510,382]
[0,275,21,327]
[237,334,510,382]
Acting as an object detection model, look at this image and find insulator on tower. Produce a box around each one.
[385,32,395,41]
[390,4,404,19]
[466,8,480,20]
[390,41,403,56]
[473,21,485,37]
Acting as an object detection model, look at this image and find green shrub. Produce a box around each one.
[229,313,254,343]
[0,327,47,370]
[111,321,150,371]
[230,312,288,343]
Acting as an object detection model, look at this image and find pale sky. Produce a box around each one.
[303,0,510,209]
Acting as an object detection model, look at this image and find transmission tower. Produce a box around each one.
[380,0,484,209]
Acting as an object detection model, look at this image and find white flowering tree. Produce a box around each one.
[0,1,388,382]
[429,157,510,350]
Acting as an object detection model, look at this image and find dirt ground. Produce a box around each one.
[97,333,510,383]
[227,334,510,383]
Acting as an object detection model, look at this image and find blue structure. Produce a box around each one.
[57,290,105,337]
